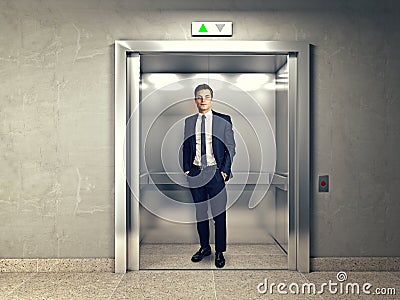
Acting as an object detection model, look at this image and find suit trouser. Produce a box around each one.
[188,165,227,252]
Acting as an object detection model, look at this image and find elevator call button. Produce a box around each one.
[319,175,329,192]
[192,22,233,36]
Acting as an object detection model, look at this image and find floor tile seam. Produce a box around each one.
[299,272,310,283]
[7,272,37,297]
[211,270,218,300]
[107,273,125,300]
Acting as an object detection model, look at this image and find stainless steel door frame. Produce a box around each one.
[126,54,140,271]
[114,41,310,273]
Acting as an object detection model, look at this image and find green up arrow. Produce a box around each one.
[199,24,208,32]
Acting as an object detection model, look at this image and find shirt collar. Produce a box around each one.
[198,110,213,118]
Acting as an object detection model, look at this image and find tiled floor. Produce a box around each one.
[1,270,399,299]
[140,243,287,270]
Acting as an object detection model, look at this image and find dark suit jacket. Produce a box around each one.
[183,110,236,181]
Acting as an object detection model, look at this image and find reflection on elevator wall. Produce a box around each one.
[138,68,288,269]
[274,64,289,251]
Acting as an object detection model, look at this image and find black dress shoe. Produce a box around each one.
[191,246,211,262]
[215,251,225,268]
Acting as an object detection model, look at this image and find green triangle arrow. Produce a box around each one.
[199,24,208,32]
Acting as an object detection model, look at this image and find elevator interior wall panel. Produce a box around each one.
[276,63,289,175]
[140,73,276,173]
[139,72,278,244]
[274,63,289,252]
[276,188,288,251]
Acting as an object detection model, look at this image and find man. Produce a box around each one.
[183,83,236,268]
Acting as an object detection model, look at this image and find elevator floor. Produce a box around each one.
[139,204,287,269]
[139,243,287,270]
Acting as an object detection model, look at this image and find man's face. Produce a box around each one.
[195,89,212,113]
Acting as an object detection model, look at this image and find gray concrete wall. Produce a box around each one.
[1,0,399,258]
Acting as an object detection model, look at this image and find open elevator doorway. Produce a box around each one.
[134,53,290,270]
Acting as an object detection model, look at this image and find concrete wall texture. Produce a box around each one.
[1,0,399,258]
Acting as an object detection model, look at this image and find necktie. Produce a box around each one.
[201,115,207,167]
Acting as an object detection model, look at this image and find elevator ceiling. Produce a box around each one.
[139,54,287,73]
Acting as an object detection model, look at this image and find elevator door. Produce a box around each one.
[115,41,310,273]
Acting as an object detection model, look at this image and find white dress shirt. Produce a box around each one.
[193,110,217,166]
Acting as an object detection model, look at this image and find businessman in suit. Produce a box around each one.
[183,83,236,268]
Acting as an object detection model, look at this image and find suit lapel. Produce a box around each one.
[212,110,216,154]
[189,114,197,151]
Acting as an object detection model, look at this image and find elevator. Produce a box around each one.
[114,41,310,273]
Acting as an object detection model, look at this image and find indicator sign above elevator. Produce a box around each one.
[191,22,233,36]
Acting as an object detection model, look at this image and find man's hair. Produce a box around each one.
[194,84,213,98]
